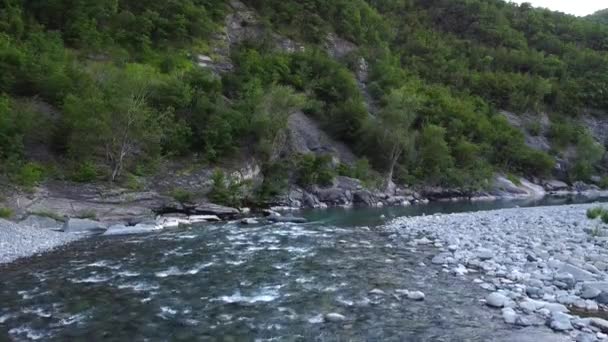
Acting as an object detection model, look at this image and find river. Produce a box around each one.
[0,196,604,341]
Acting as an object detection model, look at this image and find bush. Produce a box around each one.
[257,162,290,202]
[296,154,336,187]
[71,161,98,183]
[587,207,604,219]
[208,169,247,207]
[0,207,12,218]
[124,173,144,191]
[31,211,65,222]
[602,211,608,225]
[507,173,522,186]
[14,162,44,188]
[170,188,194,204]
[600,177,608,189]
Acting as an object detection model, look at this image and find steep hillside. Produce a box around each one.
[1,0,608,209]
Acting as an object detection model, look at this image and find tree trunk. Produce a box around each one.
[385,144,402,193]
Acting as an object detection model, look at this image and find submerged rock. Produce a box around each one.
[324,313,346,322]
[267,216,307,224]
[240,218,259,225]
[407,291,425,301]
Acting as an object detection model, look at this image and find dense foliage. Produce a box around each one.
[587,9,608,25]
[1,0,607,195]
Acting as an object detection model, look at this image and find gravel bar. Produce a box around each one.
[0,218,82,265]
[387,203,608,341]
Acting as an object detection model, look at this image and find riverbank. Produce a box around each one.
[386,203,608,341]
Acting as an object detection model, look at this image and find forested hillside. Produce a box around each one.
[588,9,608,25]
[1,0,608,204]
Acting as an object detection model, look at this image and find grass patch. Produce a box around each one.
[170,188,194,204]
[30,211,66,222]
[587,206,604,220]
[76,210,97,220]
[0,207,13,218]
[507,173,522,186]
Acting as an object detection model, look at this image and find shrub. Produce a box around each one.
[15,162,44,188]
[208,170,229,205]
[31,211,65,222]
[71,161,98,183]
[507,173,522,186]
[600,177,608,189]
[124,173,144,191]
[0,207,12,218]
[208,169,248,207]
[170,188,194,204]
[257,162,290,202]
[602,211,608,225]
[296,154,336,187]
[587,207,604,220]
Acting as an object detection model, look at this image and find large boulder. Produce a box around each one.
[544,180,569,191]
[267,215,307,224]
[62,218,107,234]
[314,188,352,206]
[353,190,376,206]
[491,175,545,198]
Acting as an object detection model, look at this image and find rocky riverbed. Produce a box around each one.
[386,203,608,341]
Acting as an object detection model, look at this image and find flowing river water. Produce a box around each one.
[0,196,603,341]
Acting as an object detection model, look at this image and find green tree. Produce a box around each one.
[418,124,454,185]
[251,85,305,161]
[373,87,421,190]
[64,64,165,181]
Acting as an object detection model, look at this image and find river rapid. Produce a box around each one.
[0,196,603,341]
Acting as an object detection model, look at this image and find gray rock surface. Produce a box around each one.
[190,203,239,219]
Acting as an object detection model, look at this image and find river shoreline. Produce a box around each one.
[386,203,608,341]
[0,194,608,266]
